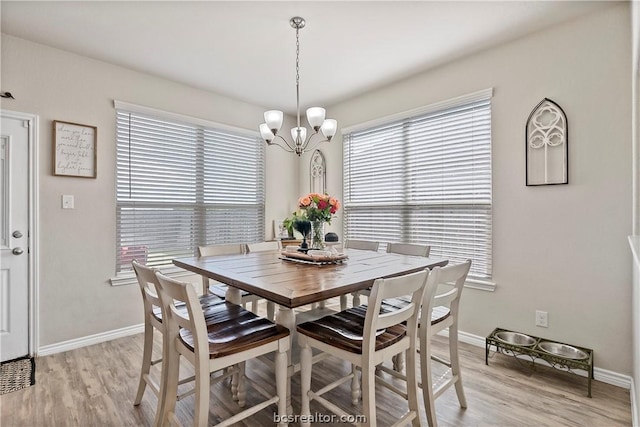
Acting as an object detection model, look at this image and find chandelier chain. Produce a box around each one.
[295,26,301,129]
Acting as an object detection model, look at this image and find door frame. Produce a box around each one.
[2,109,39,357]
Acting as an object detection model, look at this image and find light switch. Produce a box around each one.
[62,195,74,209]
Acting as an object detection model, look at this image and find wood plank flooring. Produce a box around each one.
[0,301,632,426]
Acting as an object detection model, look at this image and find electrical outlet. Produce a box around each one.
[535,310,548,328]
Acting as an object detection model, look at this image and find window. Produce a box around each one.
[115,103,265,273]
[343,89,492,279]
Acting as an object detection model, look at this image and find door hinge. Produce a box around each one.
[22,120,29,128]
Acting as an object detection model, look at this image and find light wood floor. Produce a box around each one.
[0,302,632,426]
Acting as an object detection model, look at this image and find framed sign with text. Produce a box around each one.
[53,120,97,178]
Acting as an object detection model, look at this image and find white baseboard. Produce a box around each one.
[37,323,144,357]
[439,329,632,390]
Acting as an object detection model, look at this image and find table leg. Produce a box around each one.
[276,305,295,415]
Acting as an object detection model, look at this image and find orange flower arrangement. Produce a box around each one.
[298,192,340,223]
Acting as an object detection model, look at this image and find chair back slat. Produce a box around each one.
[198,244,245,257]
[246,241,281,252]
[345,239,379,251]
[387,242,431,257]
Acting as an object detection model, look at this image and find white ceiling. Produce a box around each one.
[1,1,616,114]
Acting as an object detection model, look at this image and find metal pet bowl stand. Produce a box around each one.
[485,327,594,397]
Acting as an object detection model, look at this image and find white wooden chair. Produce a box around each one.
[342,239,380,310]
[198,244,264,315]
[297,269,433,427]
[387,242,431,257]
[154,272,290,427]
[131,260,225,424]
[378,260,472,427]
[244,241,281,320]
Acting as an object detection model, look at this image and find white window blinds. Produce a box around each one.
[343,92,492,279]
[116,108,265,272]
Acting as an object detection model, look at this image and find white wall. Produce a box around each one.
[0,34,299,346]
[303,4,632,373]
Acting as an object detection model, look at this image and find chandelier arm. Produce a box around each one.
[302,132,330,154]
[301,128,321,151]
[268,135,296,152]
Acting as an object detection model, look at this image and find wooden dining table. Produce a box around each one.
[173,248,448,411]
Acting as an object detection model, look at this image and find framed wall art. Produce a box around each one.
[53,120,97,178]
[525,98,568,186]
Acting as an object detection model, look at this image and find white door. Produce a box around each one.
[0,115,30,361]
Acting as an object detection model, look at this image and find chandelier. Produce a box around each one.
[259,17,338,156]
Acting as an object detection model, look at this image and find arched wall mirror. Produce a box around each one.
[310,149,326,194]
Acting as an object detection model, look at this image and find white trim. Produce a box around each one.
[341,87,493,135]
[465,278,496,292]
[38,323,145,357]
[1,110,39,359]
[441,329,632,390]
[631,377,638,427]
[110,265,198,286]
[113,100,259,139]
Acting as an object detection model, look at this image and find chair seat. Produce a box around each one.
[179,302,289,358]
[382,297,451,325]
[209,283,253,299]
[152,294,223,322]
[297,305,406,354]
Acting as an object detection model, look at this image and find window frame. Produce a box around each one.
[112,101,265,281]
[342,88,493,281]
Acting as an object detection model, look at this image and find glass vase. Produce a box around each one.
[310,220,326,250]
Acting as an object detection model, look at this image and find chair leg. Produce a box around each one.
[267,302,275,321]
[275,344,289,427]
[421,332,438,427]
[157,347,180,427]
[300,340,313,427]
[362,363,377,427]
[237,361,247,407]
[449,324,467,408]
[392,352,405,372]
[351,364,360,404]
[406,348,421,427]
[193,355,210,426]
[134,322,154,405]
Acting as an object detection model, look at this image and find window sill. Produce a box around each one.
[110,266,197,287]
[465,277,496,292]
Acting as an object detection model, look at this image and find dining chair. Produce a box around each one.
[246,240,281,252]
[154,271,290,427]
[131,260,225,423]
[386,242,431,371]
[377,260,472,427]
[245,241,281,320]
[387,242,431,257]
[198,244,264,315]
[342,239,380,310]
[297,268,433,427]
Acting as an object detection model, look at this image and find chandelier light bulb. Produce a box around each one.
[259,123,273,142]
[321,119,337,141]
[306,107,326,130]
[264,110,283,134]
